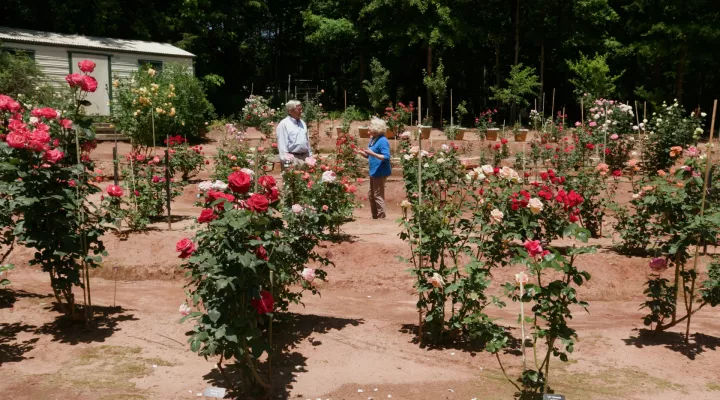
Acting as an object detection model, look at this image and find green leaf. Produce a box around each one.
[208,309,221,323]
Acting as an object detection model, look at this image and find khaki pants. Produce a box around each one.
[369,176,387,219]
[280,152,309,171]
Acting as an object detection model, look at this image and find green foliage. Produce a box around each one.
[340,105,364,133]
[643,101,704,172]
[490,64,540,119]
[567,53,623,101]
[363,58,390,113]
[302,11,356,46]
[422,59,448,107]
[240,95,281,136]
[112,63,214,148]
[0,49,62,108]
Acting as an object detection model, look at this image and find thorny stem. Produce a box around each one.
[495,353,522,392]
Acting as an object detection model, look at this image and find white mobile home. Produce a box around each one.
[0,27,194,116]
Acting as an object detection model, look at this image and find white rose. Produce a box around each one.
[321,170,337,183]
[490,209,504,223]
[292,204,303,214]
[212,180,228,191]
[179,303,191,316]
[197,181,213,192]
[437,158,445,164]
[528,198,543,215]
[441,144,449,152]
[401,199,412,208]
[403,154,412,160]
[428,273,445,288]
[481,165,494,175]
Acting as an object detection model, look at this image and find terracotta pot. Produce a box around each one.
[485,128,499,141]
[514,129,528,142]
[418,126,431,139]
[455,128,466,141]
[359,127,370,138]
[385,128,395,139]
[336,127,346,135]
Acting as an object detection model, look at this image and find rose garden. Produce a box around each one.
[2,35,720,400]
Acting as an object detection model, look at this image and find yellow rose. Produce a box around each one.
[112,80,120,88]
[156,107,163,114]
[169,107,176,117]
[147,68,156,77]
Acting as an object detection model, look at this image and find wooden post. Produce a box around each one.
[253,151,260,193]
[165,149,172,231]
[603,104,608,164]
[450,89,453,126]
[519,279,527,371]
[635,101,641,157]
[551,88,556,120]
[417,98,424,346]
[581,97,584,127]
[151,108,156,153]
[344,90,347,112]
[113,141,119,185]
[687,99,717,343]
[643,102,647,122]
[74,129,92,319]
[542,92,546,119]
[251,83,254,95]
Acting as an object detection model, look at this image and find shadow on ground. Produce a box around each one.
[35,304,138,345]
[0,322,39,365]
[203,313,363,399]
[398,323,524,357]
[623,328,720,360]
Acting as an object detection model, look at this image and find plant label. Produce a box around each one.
[202,386,226,398]
[543,395,566,400]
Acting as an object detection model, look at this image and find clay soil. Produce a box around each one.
[1,130,719,400]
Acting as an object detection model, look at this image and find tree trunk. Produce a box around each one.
[427,45,433,126]
[675,43,687,102]
[495,39,501,108]
[539,41,545,108]
[514,0,520,66]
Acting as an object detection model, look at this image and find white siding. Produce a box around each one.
[71,52,111,116]
[111,53,193,80]
[4,43,70,89]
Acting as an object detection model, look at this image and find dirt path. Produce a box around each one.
[1,135,720,399]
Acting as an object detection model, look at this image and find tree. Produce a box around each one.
[362,58,390,113]
[423,59,449,127]
[567,53,623,101]
[490,63,540,123]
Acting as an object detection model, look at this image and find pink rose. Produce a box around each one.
[60,119,73,129]
[78,60,96,73]
[305,156,317,167]
[176,238,196,259]
[649,257,667,272]
[610,134,619,140]
[31,108,59,120]
[589,121,597,127]
[322,205,329,211]
[65,73,85,88]
[179,303,191,316]
[43,149,64,164]
[107,184,124,197]
[523,240,543,258]
[6,132,26,149]
[79,75,98,93]
[301,268,316,283]
[258,175,276,189]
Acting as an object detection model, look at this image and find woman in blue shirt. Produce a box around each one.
[358,118,392,219]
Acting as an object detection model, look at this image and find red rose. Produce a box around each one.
[68,179,76,188]
[524,240,543,257]
[198,208,217,223]
[611,169,622,177]
[258,175,276,189]
[80,75,98,93]
[107,184,124,197]
[255,245,268,261]
[246,193,269,213]
[569,214,579,223]
[345,184,357,194]
[501,138,508,145]
[43,149,64,164]
[268,186,280,202]
[206,190,235,206]
[228,171,252,193]
[65,73,85,88]
[78,60,96,73]
[251,290,274,315]
[176,238,196,259]
[271,143,278,148]
[585,143,595,150]
[6,132,26,149]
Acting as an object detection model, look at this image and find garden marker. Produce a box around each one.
[151,108,156,154]
[417,95,424,345]
[688,99,717,343]
[581,97,584,126]
[551,88,555,121]
[165,148,171,230]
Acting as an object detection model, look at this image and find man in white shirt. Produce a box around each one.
[276,100,312,168]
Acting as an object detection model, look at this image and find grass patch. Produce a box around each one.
[30,345,174,398]
[708,382,720,391]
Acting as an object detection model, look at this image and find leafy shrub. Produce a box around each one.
[643,101,704,173]
[363,58,390,113]
[240,95,280,136]
[166,135,206,181]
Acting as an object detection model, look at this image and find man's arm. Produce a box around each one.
[276,120,288,159]
[304,121,313,157]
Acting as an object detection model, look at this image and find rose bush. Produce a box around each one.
[0,63,106,319]
[179,168,334,395]
[165,135,205,181]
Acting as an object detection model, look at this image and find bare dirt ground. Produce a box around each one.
[1,132,719,400]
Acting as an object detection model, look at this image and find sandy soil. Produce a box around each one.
[1,132,719,400]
